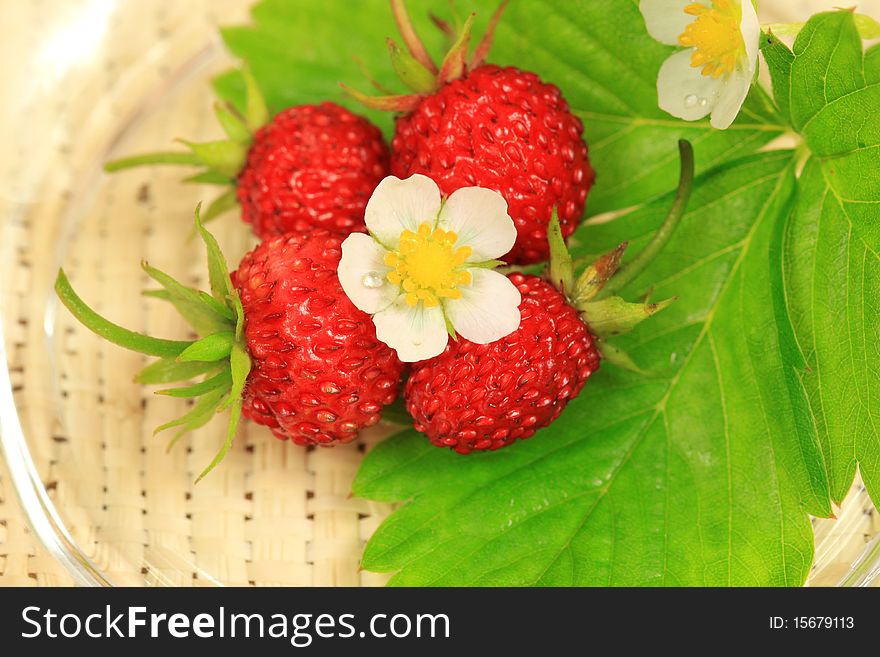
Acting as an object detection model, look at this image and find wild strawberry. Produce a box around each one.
[106,69,389,239]
[234,230,403,443]
[405,273,600,453]
[403,141,695,453]
[347,2,594,264]
[236,104,389,238]
[55,214,403,480]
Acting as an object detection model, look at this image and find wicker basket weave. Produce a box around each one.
[1,0,877,587]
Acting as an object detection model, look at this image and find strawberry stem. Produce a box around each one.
[599,139,694,297]
[55,269,193,358]
[104,151,201,172]
[390,0,438,74]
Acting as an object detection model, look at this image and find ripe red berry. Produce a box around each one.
[238,103,390,239]
[54,220,407,479]
[234,229,404,445]
[390,65,594,265]
[405,273,600,453]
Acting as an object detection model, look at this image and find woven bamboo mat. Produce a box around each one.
[1,0,877,587]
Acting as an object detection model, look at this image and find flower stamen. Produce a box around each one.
[385,222,473,307]
[678,0,744,78]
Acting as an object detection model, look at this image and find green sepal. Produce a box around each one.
[597,341,654,376]
[579,296,676,338]
[194,206,235,303]
[195,399,242,483]
[55,269,192,358]
[155,388,227,446]
[468,259,506,270]
[242,65,270,133]
[390,0,438,74]
[571,243,627,305]
[443,313,458,341]
[546,209,573,295]
[387,38,438,93]
[340,83,423,112]
[202,189,240,225]
[135,358,219,385]
[437,13,474,85]
[200,291,236,322]
[178,139,247,179]
[141,261,234,335]
[214,101,252,144]
[156,368,232,397]
[176,331,235,363]
[470,0,508,69]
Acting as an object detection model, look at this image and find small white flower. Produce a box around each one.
[338,175,522,362]
[640,0,760,129]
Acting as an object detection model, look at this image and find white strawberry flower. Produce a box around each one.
[338,175,521,362]
[640,0,760,129]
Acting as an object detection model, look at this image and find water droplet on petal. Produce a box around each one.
[361,272,384,289]
[699,97,708,107]
[684,94,698,108]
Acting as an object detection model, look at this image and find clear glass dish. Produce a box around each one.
[0,0,877,587]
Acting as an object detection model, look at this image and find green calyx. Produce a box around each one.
[54,207,252,482]
[343,0,508,112]
[103,66,270,226]
[546,140,695,371]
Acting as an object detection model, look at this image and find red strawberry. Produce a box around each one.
[55,214,403,480]
[236,103,390,239]
[405,273,600,453]
[233,229,402,444]
[347,2,594,264]
[106,68,389,239]
[390,65,593,264]
[401,141,695,453]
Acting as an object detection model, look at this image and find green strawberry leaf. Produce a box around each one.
[760,32,794,125]
[777,11,880,505]
[216,0,783,217]
[354,152,831,586]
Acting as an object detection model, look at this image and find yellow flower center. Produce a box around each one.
[384,223,473,308]
[678,0,744,78]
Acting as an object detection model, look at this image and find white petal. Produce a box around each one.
[657,49,724,121]
[705,2,758,130]
[436,187,517,262]
[373,298,448,362]
[709,63,752,129]
[444,269,521,345]
[739,0,760,77]
[338,233,396,314]
[364,174,442,248]
[639,0,695,46]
